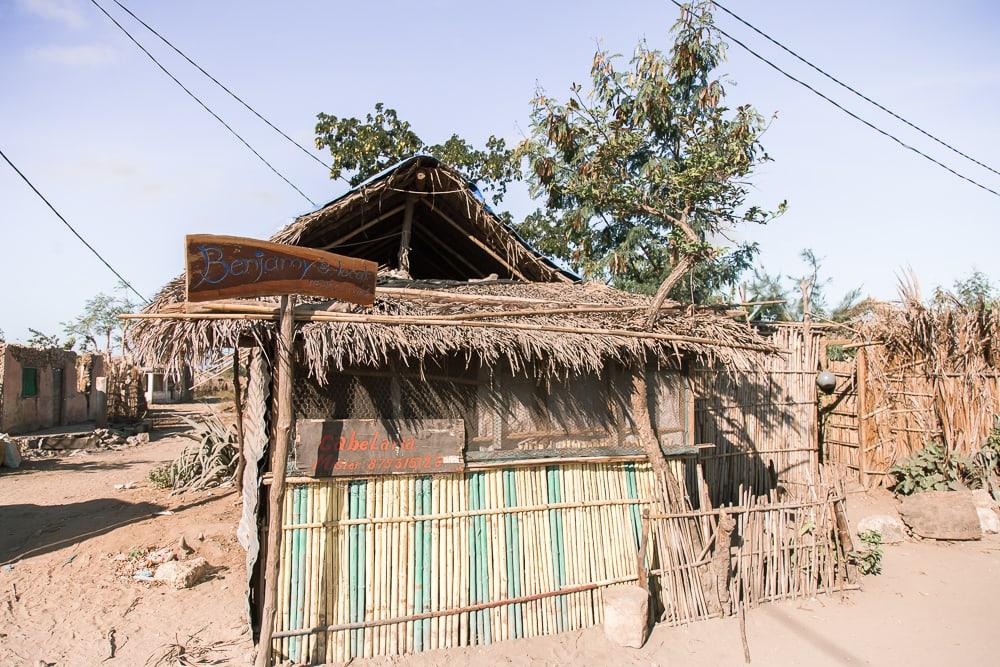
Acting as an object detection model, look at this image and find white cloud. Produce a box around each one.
[29,44,117,67]
[18,0,86,29]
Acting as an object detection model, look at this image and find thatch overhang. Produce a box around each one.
[130,280,773,380]
[129,156,775,377]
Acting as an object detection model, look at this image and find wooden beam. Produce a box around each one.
[397,195,416,278]
[254,296,295,667]
[319,204,405,250]
[411,220,486,278]
[420,200,530,281]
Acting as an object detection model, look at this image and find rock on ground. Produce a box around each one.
[603,585,649,649]
[899,491,982,540]
[977,507,1000,534]
[856,514,907,544]
[153,557,210,589]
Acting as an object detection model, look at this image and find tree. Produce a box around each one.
[516,0,785,315]
[314,103,518,210]
[25,328,73,350]
[947,269,996,307]
[62,287,137,357]
[745,248,864,323]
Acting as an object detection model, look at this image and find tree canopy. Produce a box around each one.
[745,248,865,323]
[315,103,517,210]
[312,2,783,305]
[61,288,137,357]
[516,0,784,306]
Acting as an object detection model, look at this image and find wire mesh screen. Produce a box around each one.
[292,366,477,424]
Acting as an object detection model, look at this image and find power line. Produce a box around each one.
[109,0,348,185]
[710,0,1000,179]
[668,0,1000,199]
[86,0,318,207]
[0,146,148,303]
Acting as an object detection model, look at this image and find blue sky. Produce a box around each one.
[2,0,998,343]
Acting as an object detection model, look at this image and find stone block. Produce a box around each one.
[603,585,649,649]
[856,514,907,544]
[153,557,210,589]
[899,491,982,540]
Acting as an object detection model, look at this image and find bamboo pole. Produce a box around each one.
[255,294,295,667]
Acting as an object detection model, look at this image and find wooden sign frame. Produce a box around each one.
[185,234,377,305]
[294,419,465,477]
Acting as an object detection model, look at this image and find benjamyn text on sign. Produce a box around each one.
[185,234,377,305]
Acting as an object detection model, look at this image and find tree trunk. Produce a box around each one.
[630,366,686,509]
[644,254,696,328]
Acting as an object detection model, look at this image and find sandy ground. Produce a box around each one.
[1,411,998,666]
[0,406,252,666]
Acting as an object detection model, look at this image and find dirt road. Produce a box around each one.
[1,415,997,666]
[0,410,251,666]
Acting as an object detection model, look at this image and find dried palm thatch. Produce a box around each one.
[850,273,1000,480]
[127,155,773,380]
[128,279,773,382]
[148,411,238,493]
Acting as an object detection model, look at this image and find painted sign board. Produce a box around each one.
[294,419,465,477]
[185,234,377,305]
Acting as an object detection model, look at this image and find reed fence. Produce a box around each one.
[694,327,822,503]
[265,461,853,664]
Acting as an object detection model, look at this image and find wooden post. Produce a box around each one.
[637,509,650,591]
[255,295,296,667]
[233,346,246,493]
[398,195,416,278]
[856,346,868,488]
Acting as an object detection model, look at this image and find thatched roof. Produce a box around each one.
[272,155,574,282]
[129,157,773,378]
[131,280,771,379]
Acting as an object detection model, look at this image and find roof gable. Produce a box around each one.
[271,156,575,283]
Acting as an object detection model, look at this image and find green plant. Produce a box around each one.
[147,411,238,493]
[889,442,964,495]
[849,530,883,576]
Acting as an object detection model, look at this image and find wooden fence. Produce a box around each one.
[265,461,854,664]
[820,344,997,487]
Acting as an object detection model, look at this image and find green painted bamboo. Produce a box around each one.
[421,477,432,649]
[414,478,424,652]
[288,486,303,662]
[625,463,641,547]
[476,472,490,644]
[466,473,478,643]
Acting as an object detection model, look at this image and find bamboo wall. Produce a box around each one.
[268,461,671,664]
[647,490,853,624]
[266,463,854,664]
[693,327,822,503]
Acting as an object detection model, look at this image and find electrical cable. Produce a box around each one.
[0,146,149,303]
[710,0,1000,179]
[87,0,318,206]
[667,0,1000,199]
[109,0,348,184]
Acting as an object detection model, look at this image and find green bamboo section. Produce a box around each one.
[270,461,672,664]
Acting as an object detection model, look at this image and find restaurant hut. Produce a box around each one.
[129,156,852,664]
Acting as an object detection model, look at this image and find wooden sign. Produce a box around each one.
[294,419,465,477]
[185,234,377,305]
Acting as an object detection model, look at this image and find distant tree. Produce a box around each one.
[745,248,864,323]
[314,103,518,211]
[62,287,136,357]
[947,269,997,307]
[516,0,785,312]
[25,328,73,350]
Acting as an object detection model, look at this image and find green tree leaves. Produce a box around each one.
[516,1,785,299]
[314,103,517,209]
